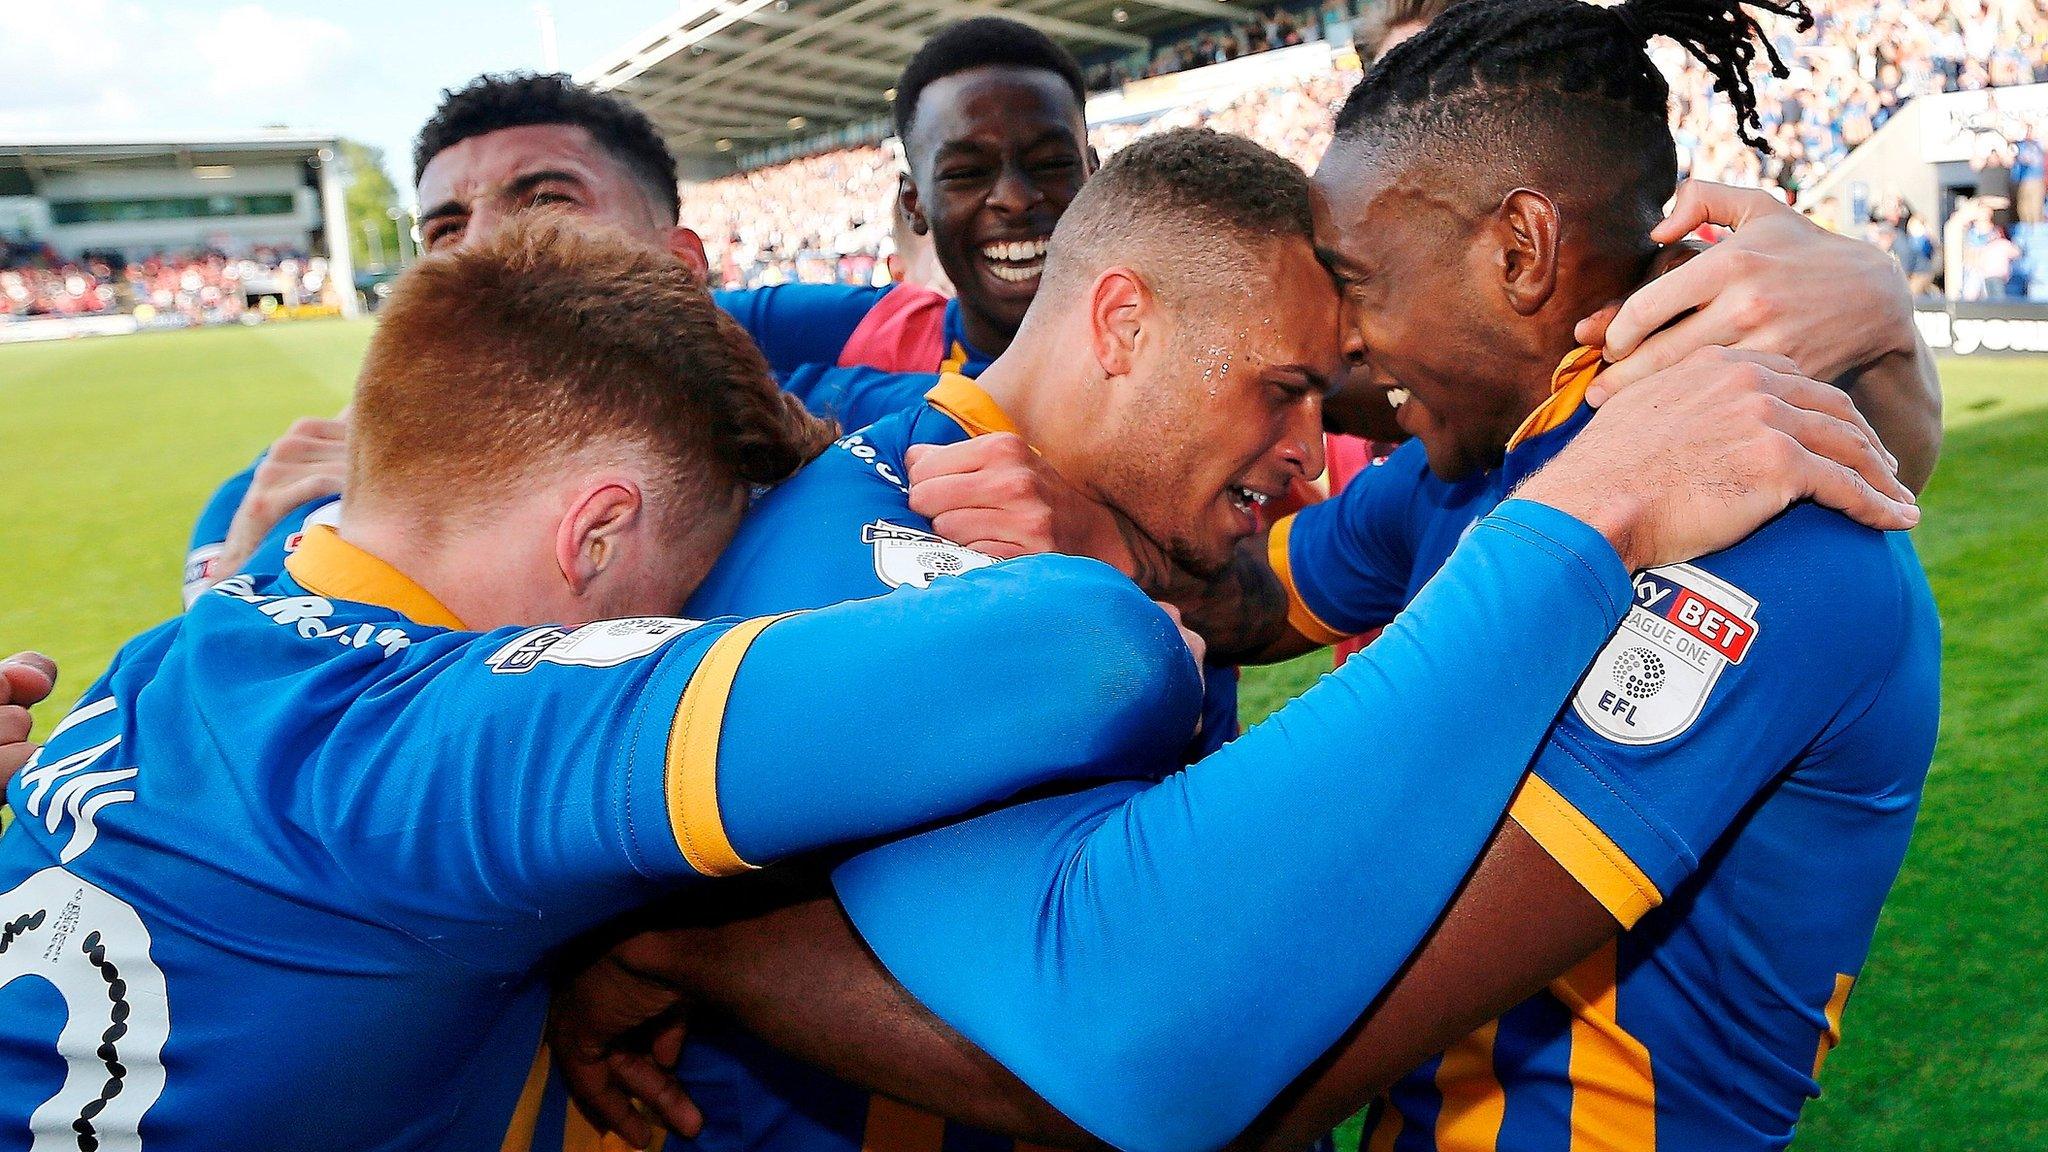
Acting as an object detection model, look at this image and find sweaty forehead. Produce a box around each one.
[906,66,1085,165]
[416,123,620,206]
[1205,237,1342,370]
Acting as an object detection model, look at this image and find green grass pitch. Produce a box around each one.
[0,320,2042,1148]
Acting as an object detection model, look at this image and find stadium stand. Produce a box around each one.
[0,244,333,324]
[682,0,2048,296]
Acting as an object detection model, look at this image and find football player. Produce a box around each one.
[0,216,1206,1150]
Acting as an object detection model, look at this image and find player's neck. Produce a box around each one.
[336,509,555,633]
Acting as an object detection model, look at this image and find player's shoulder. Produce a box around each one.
[1656,503,1928,679]
[715,282,888,318]
[816,397,961,494]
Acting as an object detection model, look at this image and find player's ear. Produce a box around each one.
[557,478,644,596]
[1495,188,1561,318]
[898,174,929,236]
[1089,268,1149,378]
[667,226,711,282]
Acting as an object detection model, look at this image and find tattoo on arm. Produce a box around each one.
[1178,536,1322,667]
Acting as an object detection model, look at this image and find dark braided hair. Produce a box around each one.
[1337,0,1813,152]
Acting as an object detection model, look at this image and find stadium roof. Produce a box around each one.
[578,0,1254,164]
[0,132,340,176]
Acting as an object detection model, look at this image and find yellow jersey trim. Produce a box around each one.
[1813,973,1856,1077]
[1506,346,1606,452]
[1269,513,1351,647]
[666,614,790,877]
[1507,774,1663,928]
[1434,1017,1507,1150]
[1553,942,1658,1150]
[285,525,467,631]
[925,373,1020,438]
[938,340,970,378]
[497,1046,553,1152]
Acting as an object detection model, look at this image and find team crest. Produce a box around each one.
[487,617,703,674]
[863,521,995,589]
[1572,563,1760,745]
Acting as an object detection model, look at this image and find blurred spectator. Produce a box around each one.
[0,243,328,324]
[2015,125,2045,222]
[685,0,2048,294]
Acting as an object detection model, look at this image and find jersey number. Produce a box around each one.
[0,867,169,1150]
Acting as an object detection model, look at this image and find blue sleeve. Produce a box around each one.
[1275,444,1430,643]
[184,459,260,606]
[326,560,1198,969]
[717,555,1203,864]
[316,617,729,967]
[831,499,1635,1152]
[779,364,938,429]
[715,285,889,374]
[1509,508,1937,927]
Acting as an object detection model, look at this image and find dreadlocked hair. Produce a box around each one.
[1336,0,1813,151]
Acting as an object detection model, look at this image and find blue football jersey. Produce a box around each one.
[513,375,1242,1152]
[714,285,996,381]
[1276,349,1942,1152]
[0,526,1199,1152]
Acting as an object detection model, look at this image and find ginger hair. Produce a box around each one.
[349,213,836,529]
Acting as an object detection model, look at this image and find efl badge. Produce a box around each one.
[863,520,996,589]
[487,617,702,674]
[1572,563,1760,745]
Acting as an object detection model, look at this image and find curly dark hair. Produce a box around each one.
[892,18,1087,145]
[414,73,681,220]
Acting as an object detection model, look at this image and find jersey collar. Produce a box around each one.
[1506,345,1605,452]
[925,372,1020,438]
[285,526,468,630]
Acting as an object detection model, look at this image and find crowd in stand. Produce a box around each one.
[693,0,2048,294]
[1085,0,1360,89]
[0,241,333,325]
[1664,0,2048,198]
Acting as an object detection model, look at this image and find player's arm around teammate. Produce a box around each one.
[1581,180,1942,493]
[546,346,1914,1152]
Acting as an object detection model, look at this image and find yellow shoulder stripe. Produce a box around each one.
[1269,513,1351,647]
[667,614,791,877]
[1507,773,1662,928]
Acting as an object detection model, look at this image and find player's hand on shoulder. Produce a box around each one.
[548,933,703,1148]
[0,652,58,789]
[1517,346,1918,572]
[906,433,1137,566]
[216,412,351,581]
[1576,180,1916,393]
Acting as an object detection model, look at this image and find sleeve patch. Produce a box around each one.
[1571,562,1760,746]
[487,618,704,675]
[863,521,996,589]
